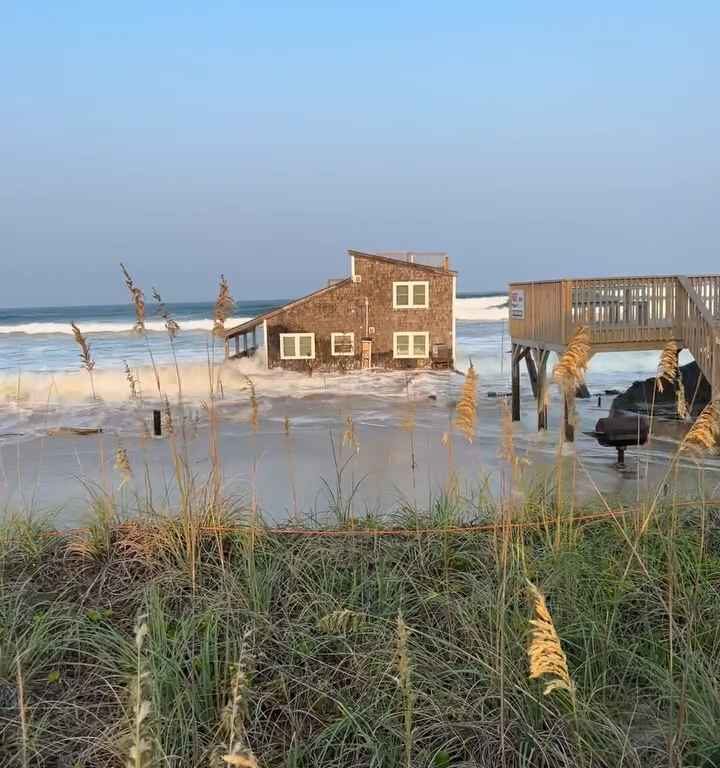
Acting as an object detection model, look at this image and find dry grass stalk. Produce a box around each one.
[401,405,416,433]
[71,323,95,372]
[342,415,359,453]
[498,397,516,466]
[124,361,139,400]
[455,361,478,442]
[318,609,366,634]
[655,341,689,419]
[527,581,574,696]
[163,396,175,436]
[121,264,146,334]
[656,341,679,394]
[16,656,29,768]
[126,616,154,768]
[219,628,258,768]
[115,447,133,486]
[214,274,235,336]
[71,322,96,399]
[553,326,591,394]
[682,400,720,453]
[239,375,259,432]
[395,612,414,768]
[676,381,689,420]
[152,288,180,338]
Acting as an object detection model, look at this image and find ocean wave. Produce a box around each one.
[0,317,252,336]
[0,296,507,336]
[455,296,507,322]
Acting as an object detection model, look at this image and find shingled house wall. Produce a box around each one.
[264,253,455,371]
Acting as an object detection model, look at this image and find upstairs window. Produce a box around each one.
[280,333,315,360]
[393,281,429,309]
[393,331,429,359]
[331,332,355,356]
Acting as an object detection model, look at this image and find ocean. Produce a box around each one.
[0,293,714,522]
[0,292,696,433]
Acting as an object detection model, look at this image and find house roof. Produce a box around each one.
[224,278,352,337]
[348,250,457,276]
[224,250,455,338]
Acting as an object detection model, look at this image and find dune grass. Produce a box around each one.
[1,485,720,767]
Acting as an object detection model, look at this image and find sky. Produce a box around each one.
[1,2,718,307]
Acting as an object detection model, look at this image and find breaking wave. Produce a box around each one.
[0,318,252,336]
[0,296,507,337]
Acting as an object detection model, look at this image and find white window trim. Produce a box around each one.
[393,281,430,309]
[279,332,315,360]
[331,332,355,356]
[393,331,430,359]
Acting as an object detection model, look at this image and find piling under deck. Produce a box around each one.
[508,275,720,440]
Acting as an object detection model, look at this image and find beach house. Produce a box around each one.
[224,250,457,371]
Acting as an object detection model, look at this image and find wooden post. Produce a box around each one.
[252,327,257,352]
[535,348,549,431]
[234,334,240,356]
[153,410,162,437]
[563,394,575,442]
[524,349,538,398]
[511,344,521,422]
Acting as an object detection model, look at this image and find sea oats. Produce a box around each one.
[114,447,133,486]
[71,323,95,372]
[395,612,414,768]
[455,361,478,442]
[121,264,146,334]
[152,288,180,338]
[126,615,154,768]
[553,326,591,394]
[682,400,720,453]
[214,274,235,335]
[527,581,573,696]
[656,341,679,394]
[217,628,258,768]
[342,414,359,453]
[124,361,139,400]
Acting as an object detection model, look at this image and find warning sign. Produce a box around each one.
[510,289,525,320]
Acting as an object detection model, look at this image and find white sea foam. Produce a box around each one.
[455,295,508,322]
[0,296,505,336]
[0,317,252,336]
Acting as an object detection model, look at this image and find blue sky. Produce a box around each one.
[1,2,718,306]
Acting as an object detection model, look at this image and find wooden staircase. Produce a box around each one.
[508,274,720,437]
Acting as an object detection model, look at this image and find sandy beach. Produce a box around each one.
[3,367,718,528]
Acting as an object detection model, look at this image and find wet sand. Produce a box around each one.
[2,378,718,529]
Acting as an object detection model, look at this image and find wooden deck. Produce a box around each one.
[508,274,720,438]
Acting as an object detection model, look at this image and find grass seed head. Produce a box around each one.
[455,361,478,442]
[553,326,591,394]
[656,341,679,394]
[527,581,574,696]
[121,264,146,334]
[682,400,720,453]
[152,288,180,338]
[71,323,95,372]
[214,274,235,335]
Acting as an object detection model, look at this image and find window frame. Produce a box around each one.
[331,332,355,356]
[393,331,430,359]
[279,332,316,360]
[393,281,430,309]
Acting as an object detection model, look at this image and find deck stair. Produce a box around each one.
[508,274,720,440]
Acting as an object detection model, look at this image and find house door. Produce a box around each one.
[361,338,372,369]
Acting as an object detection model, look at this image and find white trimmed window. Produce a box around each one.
[393,281,429,309]
[393,331,430,359]
[331,332,355,356]
[280,333,315,360]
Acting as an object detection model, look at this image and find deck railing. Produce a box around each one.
[509,275,720,392]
